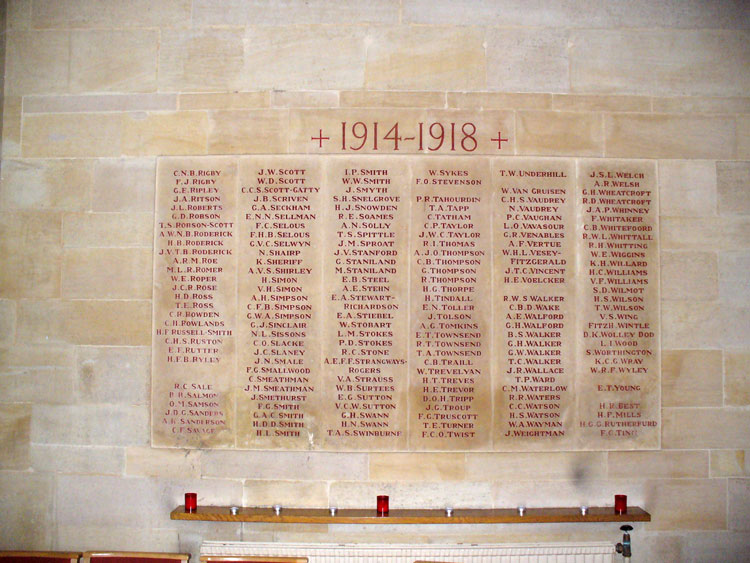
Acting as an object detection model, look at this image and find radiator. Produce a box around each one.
[200,540,615,562]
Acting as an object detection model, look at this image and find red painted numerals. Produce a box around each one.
[340,121,478,152]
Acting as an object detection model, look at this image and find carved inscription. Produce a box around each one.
[152,155,660,451]
[493,159,576,449]
[410,158,491,449]
[152,158,237,447]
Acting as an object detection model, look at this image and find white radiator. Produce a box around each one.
[200,540,615,562]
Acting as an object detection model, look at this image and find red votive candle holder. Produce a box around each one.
[185,492,197,513]
[614,494,627,515]
[377,495,389,516]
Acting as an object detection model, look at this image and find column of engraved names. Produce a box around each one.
[410,158,491,449]
[322,158,409,450]
[236,158,322,448]
[493,159,575,449]
[151,159,236,447]
[578,161,659,448]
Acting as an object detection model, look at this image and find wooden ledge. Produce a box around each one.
[171,505,650,524]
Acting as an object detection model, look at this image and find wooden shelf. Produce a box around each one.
[171,505,650,524]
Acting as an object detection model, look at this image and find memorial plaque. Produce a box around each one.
[151,114,660,451]
[152,157,237,448]
[492,158,576,450]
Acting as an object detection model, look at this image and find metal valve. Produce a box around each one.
[615,524,633,558]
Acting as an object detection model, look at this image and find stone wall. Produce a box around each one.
[0,1,748,561]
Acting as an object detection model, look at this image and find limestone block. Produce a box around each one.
[93,158,156,212]
[486,29,568,93]
[179,92,270,111]
[272,91,339,108]
[5,30,68,95]
[17,299,151,346]
[122,111,208,156]
[0,343,74,368]
[31,0,191,28]
[32,404,149,446]
[663,407,750,449]
[243,480,328,508]
[662,301,750,348]
[719,252,750,307]
[570,30,750,96]
[158,28,247,92]
[729,479,750,531]
[717,161,750,215]
[329,480,493,509]
[0,404,31,469]
[70,30,158,93]
[0,365,75,404]
[2,96,23,157]
[245,27,367,90]
[0,211,62,298]
[711,450,750,477]
[31,444,124,474]
[63,212,153,247]
[0,471,54,548]
[0,300,16,343]
[645,478,726,530]
[24,94,177,114]
[725,350,750,406]
[684,531,750,563]
[403,0,750,29]
[608,450,708,479]
[62,248,152,299]
[652,96,750,114]
[56,474,161,527]
[0,158,94,211]
[661,216,750,251]
[661,349,723,407]
[22,113,122,158]
[739,115,750,159]
[202,450,368,481]
[448,92,551,110]
[658,160,717,217]
[466,452,606,482]
[343,91,446,108]
[402,0,592,27]
[208,110,288,154]
[492,478,646,509]
[77,346,150,404]
[552,94,650,112]
[193,0,398,25]
[126,446,201,478]
[370,453,466,481]
[637,533,686,562]
[516,111,603,156]
[55,526,180,552]
[7,0,32,29]
[365,26,485,91]
[605,114,735,159]
[660,251,718,301]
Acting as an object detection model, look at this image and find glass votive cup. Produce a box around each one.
[377,495,389,516]
[184,492,197,513]
[614,494,627,515]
